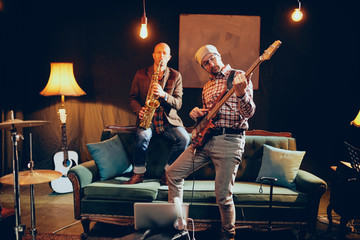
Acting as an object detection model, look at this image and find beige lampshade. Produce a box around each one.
[351,110,360,127]
[40,62,86,96]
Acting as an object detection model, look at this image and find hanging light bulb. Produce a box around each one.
[292,9,303,22]
[291,0,303,22]
[140,0,148,39]
[140,13,148,39]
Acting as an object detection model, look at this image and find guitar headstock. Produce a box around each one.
[261,40,282,61]
[58,109,67,124]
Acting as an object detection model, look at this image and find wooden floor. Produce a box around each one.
[0,182,85,236]
[0,181,360,239]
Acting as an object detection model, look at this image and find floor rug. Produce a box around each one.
[23,233,81,240]
[23,234,127,240]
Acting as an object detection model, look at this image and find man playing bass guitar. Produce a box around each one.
[166,44,256,240]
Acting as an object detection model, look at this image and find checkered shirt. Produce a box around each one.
[202,64,255,130]
[153,106,166,134]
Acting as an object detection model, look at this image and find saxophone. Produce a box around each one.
[139,60,163,129]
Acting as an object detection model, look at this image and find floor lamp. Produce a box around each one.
[39,62,85,233]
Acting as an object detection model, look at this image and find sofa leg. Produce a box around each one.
[297,225,306,240]
[81,217,90,237]
[326,202,334,230]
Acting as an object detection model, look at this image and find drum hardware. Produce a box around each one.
[0,111,59,240]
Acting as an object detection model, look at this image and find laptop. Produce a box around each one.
[134,202,189,230]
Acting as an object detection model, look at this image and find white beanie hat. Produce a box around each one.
[194,45,220,65]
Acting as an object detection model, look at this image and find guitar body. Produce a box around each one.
[53,150,78,176]
[50,150,78,194]
[191,119,216,148]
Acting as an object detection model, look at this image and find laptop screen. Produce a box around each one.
[134,202,189,230]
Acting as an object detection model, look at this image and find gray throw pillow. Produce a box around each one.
[256,144,305,190]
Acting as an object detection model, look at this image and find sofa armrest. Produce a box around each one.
[69,160,100,188]
[295,169,327,194]
[68,160,100,220]
[295,169,327,232]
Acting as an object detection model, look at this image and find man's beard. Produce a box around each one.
[211,65,220,75]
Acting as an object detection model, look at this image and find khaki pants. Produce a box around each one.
[166,133,245,235]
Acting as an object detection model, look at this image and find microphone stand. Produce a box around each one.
[172,197,188,240]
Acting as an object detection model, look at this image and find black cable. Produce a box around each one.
[190,148,196,206]
[142,0,146,15]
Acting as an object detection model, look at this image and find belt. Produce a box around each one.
[212,128,244,136]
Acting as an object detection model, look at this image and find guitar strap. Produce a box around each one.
[212,70,236,106]
[210,70,236,116]
[226,70,236,91]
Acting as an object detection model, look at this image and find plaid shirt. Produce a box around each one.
[152,76,168,134]
[153,106,166,134]
[202,64,255,130]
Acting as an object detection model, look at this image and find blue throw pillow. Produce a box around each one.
[255,144,305,190]
[87,135,133,181]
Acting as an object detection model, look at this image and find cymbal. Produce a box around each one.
[0,119,50,130]
[0,170,62,185]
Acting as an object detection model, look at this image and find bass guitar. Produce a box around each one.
[50,108,79,193]
[191,40,282,148]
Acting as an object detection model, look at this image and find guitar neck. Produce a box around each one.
[61,123,69,158]
[205,57,262,121]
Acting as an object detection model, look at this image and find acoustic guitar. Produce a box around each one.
[191,40,282,148]
[50,108,78,193]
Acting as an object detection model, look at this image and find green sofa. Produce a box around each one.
[68,126,327,238]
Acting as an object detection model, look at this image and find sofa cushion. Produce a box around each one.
[255,144,305,190]
[157,180,308,206]
[83,177,160,201]
[157,180,217,202]
[87,135,133,181]
[232,182,308,206]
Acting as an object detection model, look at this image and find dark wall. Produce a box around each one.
[1,0,359,181]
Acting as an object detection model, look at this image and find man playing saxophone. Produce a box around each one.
[126,42,190,185]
